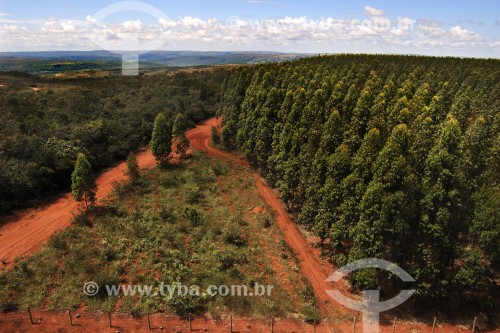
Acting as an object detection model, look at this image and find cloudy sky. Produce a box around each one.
[0,0,498,57]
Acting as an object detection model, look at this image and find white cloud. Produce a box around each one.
[0,6,497,57]
[364,6,384,17]
[450,25,482,41]
[123,20,143,32]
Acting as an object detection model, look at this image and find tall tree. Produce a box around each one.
[125,152,140,182]
[150,113,173,165]
[172,113,190,159]
[417,115,465,298]
[172,113,187,139]
[71,153,97,209]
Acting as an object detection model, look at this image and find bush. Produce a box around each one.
[211,162,229,176]
[159,207,176,223]
[222,223,247,247]
[165,294,208,316]
[301,303,321,324]
[93,272,119,298]
[261,215,272,228]
[185,186,203,204]
[184,207,203,226]
[72,211,91,227]
[50,234,68,252]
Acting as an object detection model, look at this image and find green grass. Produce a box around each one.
[0,152,318,319]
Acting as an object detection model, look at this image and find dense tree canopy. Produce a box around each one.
[219,54,499,311]
[0,69,226,212]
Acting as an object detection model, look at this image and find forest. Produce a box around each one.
[0,69,226,213]
[218,54,499,312]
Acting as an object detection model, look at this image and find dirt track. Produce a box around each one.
[186,118,345,317]
[0,117,346,316]
[0,117,492,332]
[0,150,157,272]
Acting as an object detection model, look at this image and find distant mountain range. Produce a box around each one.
[0,51,307,74]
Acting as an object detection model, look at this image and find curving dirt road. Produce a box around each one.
[0,117,488,332]
[186,118,346,317]
[0,117,346,316]
[0,123,210,271]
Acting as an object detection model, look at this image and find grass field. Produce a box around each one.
[0,152,319,320]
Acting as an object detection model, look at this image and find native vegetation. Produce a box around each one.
[0,153,317,319]
[0,69,225,213]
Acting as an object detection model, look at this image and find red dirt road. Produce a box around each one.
[0,150,156,272]
[0,121,215,271]
[186,118,345,317]
[0,118,495,332]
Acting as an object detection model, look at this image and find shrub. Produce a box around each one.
[72,211,91,227]
[261,215,272,228]
[222,223,247,247]
[184,207,202,226]
[301,303,321,324]
[159,207,176,223]
[165,294,208,316]
[50,234,68,252]
[211,162,229,176]
[185,186,203,204]
[93,272,119,298]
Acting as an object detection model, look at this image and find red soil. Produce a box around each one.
[186,117,347,317]
[0,149,156,272]
[0,117,494,332]
[252,206,263,214]
[0,310,476,333]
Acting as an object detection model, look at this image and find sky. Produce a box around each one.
[0,0,499,57]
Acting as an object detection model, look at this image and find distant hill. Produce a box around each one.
[0,51,307,74]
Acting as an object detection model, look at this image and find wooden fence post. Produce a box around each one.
[432,317,437,333]
[147,312,151,330]
[471,317,477,333]
[230,315,233,333]
[27,307,34,325]
[271,317,274,333]
[189,313,193,331]
[68,309,73,326]
[392,317,397,333]
[352,317,357,333]
[108,311,112,328]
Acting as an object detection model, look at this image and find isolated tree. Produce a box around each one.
[71,153,97,209]
[125,152,140,182]
[211,126,221,145]
[176,136,190,159]
[150,113,173,165]
[172,113,187,138]
[172,113,190,159]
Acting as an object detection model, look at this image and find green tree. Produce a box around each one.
[125,152,140,182]
[172,113,190,159]
[211,126,221,145]
[350,125,418,265]
[417,115,465,297]
[172,113,187,139]
[71,153,97,209]
[176,136,190,159]
[150,113,173,165]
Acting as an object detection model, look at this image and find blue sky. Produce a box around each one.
[0,0,498,57]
